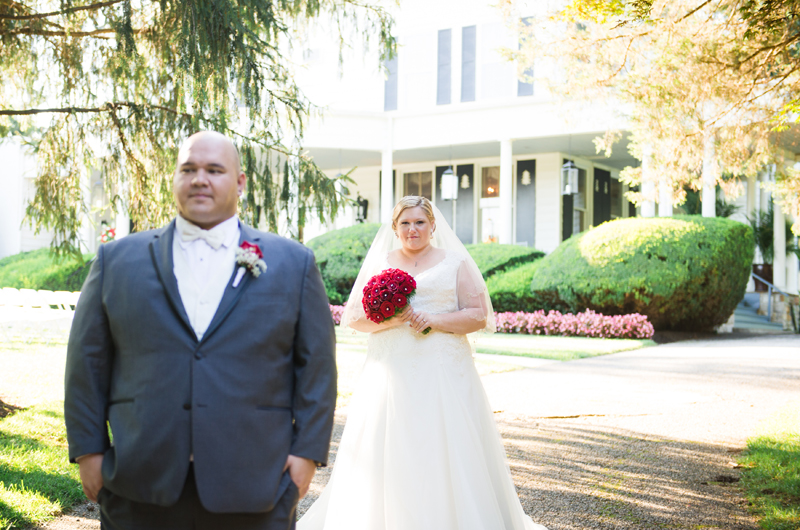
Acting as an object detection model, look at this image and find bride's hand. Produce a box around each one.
[409,311,433,333]
[384,306,414,328]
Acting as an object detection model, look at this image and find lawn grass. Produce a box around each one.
[336,326,655,362]
[0,248,94,291]
[473,333,654,361]
[0,402,84,529]
[738,402,800,530]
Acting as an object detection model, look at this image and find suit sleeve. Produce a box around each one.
[290,248,337,465]
[64,244,114,463]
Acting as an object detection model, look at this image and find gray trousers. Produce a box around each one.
[98,465,298,530]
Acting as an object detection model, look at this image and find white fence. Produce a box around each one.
[0,287,80,311]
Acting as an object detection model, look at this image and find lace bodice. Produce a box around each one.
[402,250,464,316]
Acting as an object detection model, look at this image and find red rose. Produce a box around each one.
[240,241,263,259]
[372,313,385,323]
[400,283,413,294]
[392,271,407,282]
[380,290,391,301]
[370,297,381,309]
[393,293,407,307]
[372,287,381,297]
[380,301,395,317]
[387,281,399,292]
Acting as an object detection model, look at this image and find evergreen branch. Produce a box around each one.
[0,0,125,20]
[4,27,116,37]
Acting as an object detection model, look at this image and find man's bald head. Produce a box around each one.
[179,131,242,174]
[173,131,246,229]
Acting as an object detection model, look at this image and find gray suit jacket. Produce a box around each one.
[64,220,337,513]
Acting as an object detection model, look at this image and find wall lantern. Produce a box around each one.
[561,160,578,195]
[521,170,532,186]
[440,166,459,200]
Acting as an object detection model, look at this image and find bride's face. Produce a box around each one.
[396,207,434,251]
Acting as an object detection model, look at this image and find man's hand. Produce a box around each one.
[283,454,316,499]
[77,453,104,502]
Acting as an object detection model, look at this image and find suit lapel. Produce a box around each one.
[149,221,195,339]
[200,222,262,345]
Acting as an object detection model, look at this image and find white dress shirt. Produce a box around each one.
[173,215,240,341]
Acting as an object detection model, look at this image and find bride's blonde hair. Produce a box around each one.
[391,196,436,231]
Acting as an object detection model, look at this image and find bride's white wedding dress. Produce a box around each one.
[298,251,548,530]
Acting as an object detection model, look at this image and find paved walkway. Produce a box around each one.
[40,334,800,529]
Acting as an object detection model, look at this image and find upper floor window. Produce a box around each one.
[437,29,452,105]
[384,56,398,111]
[404,171,433,200]
[461,26,476,102]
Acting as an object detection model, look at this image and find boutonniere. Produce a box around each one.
[233,241,267,288]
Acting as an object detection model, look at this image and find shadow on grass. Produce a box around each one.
[0,409,83,529]
[0,398,23,419]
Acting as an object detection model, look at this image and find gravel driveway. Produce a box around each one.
[39,334,800,529]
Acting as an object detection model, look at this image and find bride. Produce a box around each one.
[298,196,548,530]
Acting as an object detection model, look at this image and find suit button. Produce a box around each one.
[183,403,191,410]
[194,353,201,360]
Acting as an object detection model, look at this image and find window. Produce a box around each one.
[384,56,398,111]
[517,17,533,96]
[610,177,622,218]
[481,166,500,198]
[461,26,476,102]
[437,29,452,105]
[404,172,433,200]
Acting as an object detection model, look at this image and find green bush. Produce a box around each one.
[306,223,381,305]
[464,244,544,278]
[0,248,94,291]
[307,225,545,305]
[527,216,754,331]
[486,261,541,312]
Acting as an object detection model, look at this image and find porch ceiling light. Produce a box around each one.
[441,167,459,200]
[561,160,578,195]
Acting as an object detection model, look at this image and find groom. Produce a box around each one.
[64,131,337,529]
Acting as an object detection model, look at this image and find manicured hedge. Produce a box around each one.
[306,223,381,305]
[307,224,546,305]
[486,261,541,313]
[464,244,544,278]
[0,248,93,291]
[528,216,754,331]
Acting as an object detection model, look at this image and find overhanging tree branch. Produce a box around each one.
[0,0,125,20]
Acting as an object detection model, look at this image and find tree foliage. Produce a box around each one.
[508,0,800,234]
[0,0,395,258]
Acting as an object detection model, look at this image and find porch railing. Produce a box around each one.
[751,272,800,334]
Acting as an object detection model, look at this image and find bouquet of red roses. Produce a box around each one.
[362,268,430,334]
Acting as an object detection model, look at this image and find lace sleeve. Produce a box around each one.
[456,257,492,328]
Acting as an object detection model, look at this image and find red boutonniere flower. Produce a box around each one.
[233,241,267,288]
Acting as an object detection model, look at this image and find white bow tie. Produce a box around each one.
[178,222,225,250]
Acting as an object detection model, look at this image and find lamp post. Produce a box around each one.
[441,166,459,234]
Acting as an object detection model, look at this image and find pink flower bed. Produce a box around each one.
[330,305,653,339]
[330,304,345,326]
[494,310,654,339]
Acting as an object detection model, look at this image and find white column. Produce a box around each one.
[658,179,673,217]
[380,119,394,224]
[746,175,757,219]
[80,171,96,254]
[640,146,656,218]
[702,133,716,217]
[788,230,799,294]
[499,138,513,244]
[774,200,787,289]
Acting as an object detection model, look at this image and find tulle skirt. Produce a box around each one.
[298,327,547,530]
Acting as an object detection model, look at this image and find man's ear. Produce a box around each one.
[238,172,246,194]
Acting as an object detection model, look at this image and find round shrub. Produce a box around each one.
[306,223,381,305]
[486,261,541,312]
[528,216,754,331]
[464,244,544,278]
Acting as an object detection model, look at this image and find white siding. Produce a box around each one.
[535,153,562,253]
